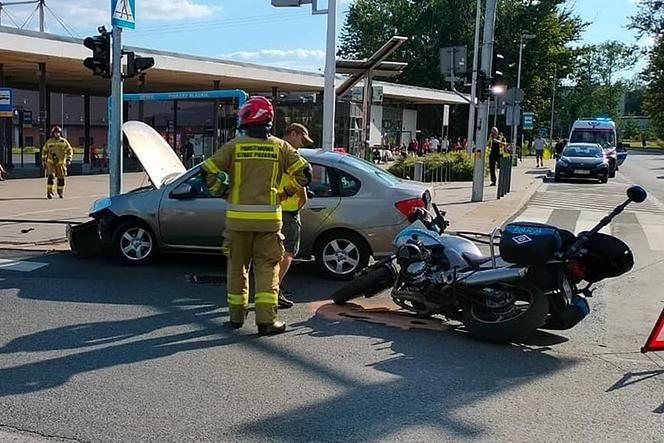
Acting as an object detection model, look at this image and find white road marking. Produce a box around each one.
[574,210,611,235]
[513,207,553,224]
[636,213,664,251]
[0,259,48,272]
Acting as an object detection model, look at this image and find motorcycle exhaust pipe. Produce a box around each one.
[456,267,529,287]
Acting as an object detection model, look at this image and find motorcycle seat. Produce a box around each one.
[462,252,493,268]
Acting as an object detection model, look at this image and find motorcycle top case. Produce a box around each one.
[499,222,563,265]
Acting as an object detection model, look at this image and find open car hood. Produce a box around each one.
[122,121,187,189]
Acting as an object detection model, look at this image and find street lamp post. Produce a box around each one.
[511,33,535,157]
[271,0,337,151]
[549,64,565,145]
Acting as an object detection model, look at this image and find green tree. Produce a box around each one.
[338,0,585,136]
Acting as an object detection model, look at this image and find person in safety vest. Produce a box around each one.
[202,97,311,335]
[277,123,314,308]
[487,127,509,186]
[42,126,73,199]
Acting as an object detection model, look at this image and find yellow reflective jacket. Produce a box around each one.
[487,134,508,158]
[42,137,73,165]
[279,173,307,212]
[202,135,309,232]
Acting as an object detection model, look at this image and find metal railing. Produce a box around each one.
[406,160,459,183]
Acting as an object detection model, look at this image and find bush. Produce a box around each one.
[388,152,474,181]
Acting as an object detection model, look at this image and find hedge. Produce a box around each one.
[388,152,474,182]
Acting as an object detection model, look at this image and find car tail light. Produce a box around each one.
[395,198,425,217]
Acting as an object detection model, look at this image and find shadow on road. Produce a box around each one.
[229,304,574,442]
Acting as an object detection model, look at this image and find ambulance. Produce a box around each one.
[569,118,627,178]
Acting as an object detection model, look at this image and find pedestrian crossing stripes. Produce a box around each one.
[0,259,48,272]
[512,182,664,252]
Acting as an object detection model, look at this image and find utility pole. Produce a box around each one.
[109,26,123,196]
[322,0,337,151]
[466,0,482,154]
[549,64,557,145]
[471,0,499,202]
[38,0,44,32]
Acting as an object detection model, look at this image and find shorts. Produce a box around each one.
[536,150,544,158]
[281,211,301,256]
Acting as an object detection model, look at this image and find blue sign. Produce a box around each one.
[0,88,13,118]
[112,0,136,29]
[522,112,534,130]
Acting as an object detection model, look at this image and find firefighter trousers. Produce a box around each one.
[46,161,67,196]
[224,229,284,325]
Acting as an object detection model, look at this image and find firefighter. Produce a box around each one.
[42,126,73,199]
[202,97,310,335]
[277,123,314,308]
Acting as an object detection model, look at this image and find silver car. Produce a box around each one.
[82,122,432,279]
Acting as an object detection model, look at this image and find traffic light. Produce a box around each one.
[489,52,505,92]
[478,71,492,102]
[83,26,111,78]
[125,52,155,79]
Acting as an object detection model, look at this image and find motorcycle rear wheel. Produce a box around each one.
[462,284,549,342]
[332,265,395,305]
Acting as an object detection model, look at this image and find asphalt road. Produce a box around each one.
[0,154,662,442]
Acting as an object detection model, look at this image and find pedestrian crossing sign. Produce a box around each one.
[112,0,136,29]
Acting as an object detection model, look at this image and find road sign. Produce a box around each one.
[506,104,521,127]
[439,45,467,79]
[350,86,383,104]
[505,87,524,105]
[0,88,12,118]
[522,112,535,130]
[112,0,136,29]
[372,86,383,104]
[443,105,450,127]
[642,308,664,353]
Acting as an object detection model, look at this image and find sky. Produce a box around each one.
[0,0,647,75]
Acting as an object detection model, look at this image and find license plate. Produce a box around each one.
[574,169,590,175]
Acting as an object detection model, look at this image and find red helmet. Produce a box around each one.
[51,126,63,136]
[239,96,274,126]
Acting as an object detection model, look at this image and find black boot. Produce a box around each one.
[278,289,294,309]
[258,321,287,335]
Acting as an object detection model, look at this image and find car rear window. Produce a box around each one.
[563,145,603,158]
[340,155,401,186]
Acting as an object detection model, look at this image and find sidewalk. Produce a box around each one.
[429,156,548,233]
[0,157,549,251]
[0,173,149,250]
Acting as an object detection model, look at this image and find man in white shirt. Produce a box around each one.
[533,134,546,167]
[430,136,440,153]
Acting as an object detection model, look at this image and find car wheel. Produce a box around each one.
[112,220,157,265]
[554,173,561,182]
[315,231,370,280]
[600,175,608,184]
[609,160,617,178]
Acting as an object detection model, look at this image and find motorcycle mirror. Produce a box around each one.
[627,185,647,203]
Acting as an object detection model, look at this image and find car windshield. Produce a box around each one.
[340,155,402,186]
[563,145,604,158]
[162,171,186,186]
[570,129,616,148]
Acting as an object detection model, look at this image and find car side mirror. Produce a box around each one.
[170,183,195,199]
[627,185,647,203]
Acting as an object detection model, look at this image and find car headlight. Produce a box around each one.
[558,159,569,167]
[89,197,112,216]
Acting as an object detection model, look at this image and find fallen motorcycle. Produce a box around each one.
[332,185,647,342]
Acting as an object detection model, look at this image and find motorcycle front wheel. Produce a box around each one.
[462,284,549,342]
[332,265,396,305]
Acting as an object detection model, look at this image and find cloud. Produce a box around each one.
[2,0,217,30]
[219,48,326,71]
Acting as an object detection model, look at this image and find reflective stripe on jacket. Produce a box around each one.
[487,135,508,158]
[202,135,309,232]
[42,137,73,165]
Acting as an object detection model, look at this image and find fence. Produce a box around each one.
[404,160,461,183]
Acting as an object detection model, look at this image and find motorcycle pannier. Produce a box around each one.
[500,222,563,264]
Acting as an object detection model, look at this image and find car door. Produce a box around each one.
[158,169,227,249]
[300,163,341,253]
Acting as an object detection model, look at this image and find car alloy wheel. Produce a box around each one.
[316,231,370,280]
[322,239,360,276]
[112,220,157,265]
[120,227,153,261]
